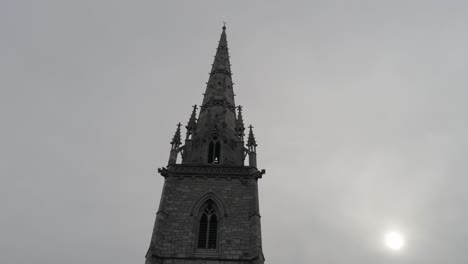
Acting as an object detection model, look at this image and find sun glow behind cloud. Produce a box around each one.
[384,231,405,251]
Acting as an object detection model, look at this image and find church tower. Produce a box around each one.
[145,26,266,264]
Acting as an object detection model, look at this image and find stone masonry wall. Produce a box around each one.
[146,168,264,264]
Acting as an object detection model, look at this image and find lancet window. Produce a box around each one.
[208,134,221,164]
[197,200,218,249]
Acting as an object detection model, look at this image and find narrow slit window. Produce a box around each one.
[208,141,214,163]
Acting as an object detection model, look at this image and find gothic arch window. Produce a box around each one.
[208,135,221,164]
[197,200,218,249]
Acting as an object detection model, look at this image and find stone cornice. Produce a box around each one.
[148,252,264,262]
[158,165,265,179]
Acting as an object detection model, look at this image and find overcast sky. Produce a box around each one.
[2,1,468,263]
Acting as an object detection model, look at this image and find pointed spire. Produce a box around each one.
[201,25,235,108]
[185,105,198,140]
[170,123,182,150]
[183,26,253,166]
[247,125,257,152]
[211,24,231,75]
[235,106,245,140]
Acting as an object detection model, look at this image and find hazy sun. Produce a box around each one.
[384,231,405,251]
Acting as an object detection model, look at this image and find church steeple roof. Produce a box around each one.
[201,25,235,108]
[166,25,260,166]
[210,25,231,74]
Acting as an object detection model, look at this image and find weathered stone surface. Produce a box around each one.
[145,164,264,264]
[144,26,265,264]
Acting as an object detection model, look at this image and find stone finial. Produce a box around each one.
[247,125,258,167]
[247,125,257,152]
[185,105,198,140]
[235,106,245,140]
[170,123,182,150]
[168,123,182,165]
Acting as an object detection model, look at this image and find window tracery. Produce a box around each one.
[197,200,218,249]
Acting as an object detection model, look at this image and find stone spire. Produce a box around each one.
[185,105,198,140]
[200,25,235,109]
[146,26,266,264]
[182,25,242,165]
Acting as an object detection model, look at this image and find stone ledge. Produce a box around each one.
[148,252,264,262]
[158,165,265,179]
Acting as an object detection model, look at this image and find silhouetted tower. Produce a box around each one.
[145,25,266,264]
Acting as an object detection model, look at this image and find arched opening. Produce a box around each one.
[208,138,221,164]
[197,200,218,249]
